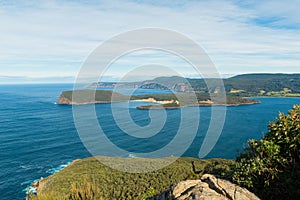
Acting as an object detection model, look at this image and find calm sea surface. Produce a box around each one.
[0,84,299,200]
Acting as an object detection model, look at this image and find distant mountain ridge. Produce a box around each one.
[224,73,300,94]
[87,76,192,92]
[88,73,300,96]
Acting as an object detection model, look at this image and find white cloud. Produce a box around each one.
[0,0,300,83]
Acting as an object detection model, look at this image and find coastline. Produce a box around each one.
[57,89,298,107]
[26,159,81,198]
[58,98,260,107]
[245,95,300,98]
[60,100,260,108]
[136,101,261,110]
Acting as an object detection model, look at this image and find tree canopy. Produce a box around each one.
[233,105,300,199]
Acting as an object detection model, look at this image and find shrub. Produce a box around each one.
[35,157,234,199]
[233,105,300,199]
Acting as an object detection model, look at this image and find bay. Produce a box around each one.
[0,84,299,199]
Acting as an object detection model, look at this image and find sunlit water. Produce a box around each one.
[0,84,299,199]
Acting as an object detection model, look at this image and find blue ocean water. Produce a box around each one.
[0,84,299,200]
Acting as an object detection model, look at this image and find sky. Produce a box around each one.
[0,0,300,83]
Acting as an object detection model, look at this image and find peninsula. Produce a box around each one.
[57,90,260,109]
[57,73,300,108]
[87,73,300,97]
[29,156,253,200]
[57,90,129,105]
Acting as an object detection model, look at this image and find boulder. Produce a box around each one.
[150,174,259,200]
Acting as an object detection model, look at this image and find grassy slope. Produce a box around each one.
[36,157,234,200]
[61,90,129,103]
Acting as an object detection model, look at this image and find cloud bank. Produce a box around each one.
[0,0,299,83]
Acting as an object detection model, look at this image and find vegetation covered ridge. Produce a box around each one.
[57,90,259,108]
[89,73,300,97]
[29,157,235,200]
[57,90,129,104]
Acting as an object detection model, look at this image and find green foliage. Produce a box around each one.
[61,90,128,103]
[61,89,257,107]
[75,74,300,99]
[132,93,257,107]
[225,95,260,105]
[233,105,300,199]
[188,74,300,95]
[203,159,235,180]
[36,157,234,200]
[69,177,102,200]
[140,187,156,200]
[28,178,104,200]
[131,94,178,101]
[28,191,68,200]
[224,74,300,94]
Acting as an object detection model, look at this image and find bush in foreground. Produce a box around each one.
[233,105,300,199]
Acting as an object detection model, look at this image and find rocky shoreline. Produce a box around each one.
[26,159,81,199]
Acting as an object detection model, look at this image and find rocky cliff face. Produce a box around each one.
[150,174,259,200]
[57,94,72,104]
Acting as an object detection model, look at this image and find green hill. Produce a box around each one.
[189,73,300,95]
[32,157,234,200]
[57,90,259,106]
[89,74,300,96]
[224,73,300,95]
[57,90,129,104]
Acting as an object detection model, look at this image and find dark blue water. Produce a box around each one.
[0,84,299,200]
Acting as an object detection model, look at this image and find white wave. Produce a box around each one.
[23,161,73,195]
[128,153,138,158]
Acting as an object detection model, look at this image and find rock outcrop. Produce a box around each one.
[150,174,259,200]
[57,93,72,104]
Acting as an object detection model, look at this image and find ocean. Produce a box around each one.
[0,84,299,200]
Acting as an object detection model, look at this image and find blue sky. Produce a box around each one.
[0,0,300,83]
